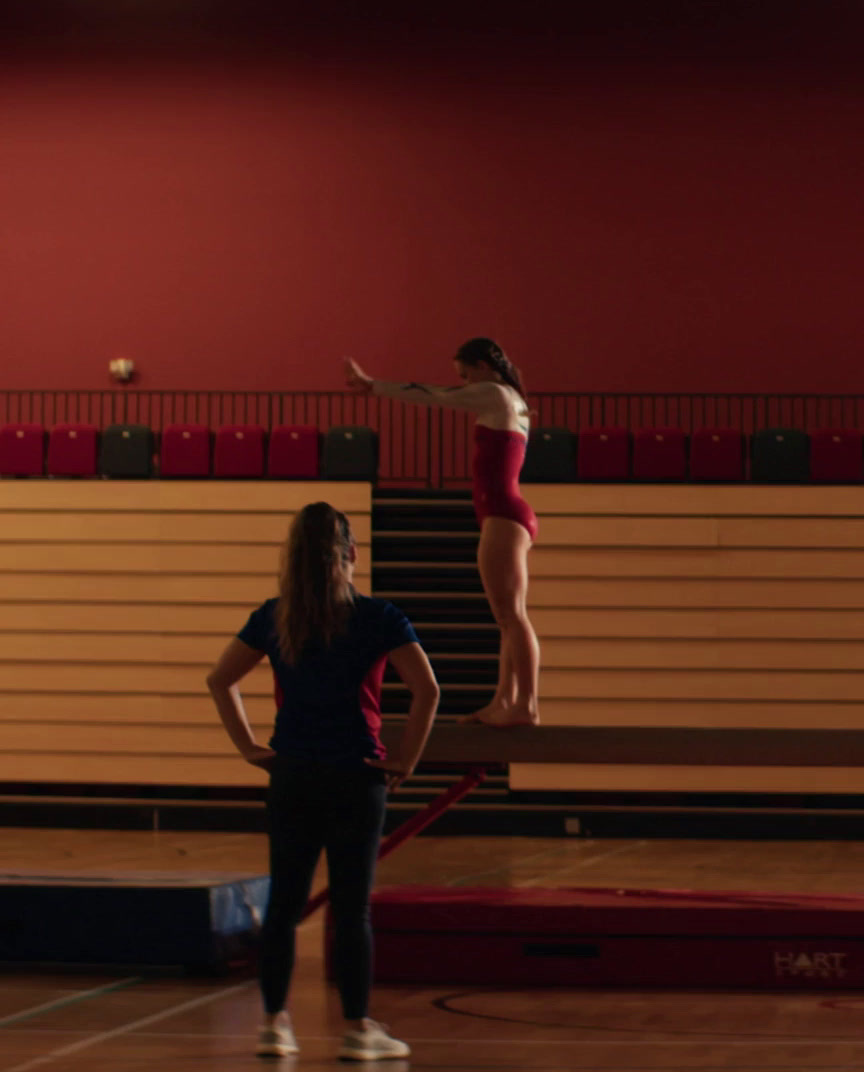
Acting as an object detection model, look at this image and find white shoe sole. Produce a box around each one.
[338,1047,411,1061]
[256,1043,299,1058]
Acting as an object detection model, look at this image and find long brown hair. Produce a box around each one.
[274,502,355,663]
[455,337,527,400]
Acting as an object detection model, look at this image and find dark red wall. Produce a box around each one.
[2,43,864,394]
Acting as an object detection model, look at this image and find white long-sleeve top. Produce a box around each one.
[372,379,530,435]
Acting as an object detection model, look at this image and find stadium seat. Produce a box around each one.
[47,423,98,477]
[689,428,746,481]
[268,425,320,479]
[0,423,45,476]
[160,424,212,477]
[99,424,154,478]
[576,427,630,481]
[751,427,809,482]
[809,429,863,483]
[520,427,575,483]
[632,428,688,481]
[213,425,266,478]
[322,426,378,481]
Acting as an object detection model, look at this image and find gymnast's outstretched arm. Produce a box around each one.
[371,378,505,413]
[345,356,508,416]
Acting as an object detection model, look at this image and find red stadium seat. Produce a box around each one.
[690,427,746,481]
[160,424,212,477]
[632,427,687,481]
[0,423,45,476]
[576,427,630,480]
[47,423,98,476]
[268,425,320,479]
[809,428,863,483]
[213,425,265,478]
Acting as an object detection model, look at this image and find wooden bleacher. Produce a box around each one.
[0,481,370,787]
[511,484,864,795]
[2,479,864,796]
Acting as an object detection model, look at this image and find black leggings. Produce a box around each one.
[259,761,387,1020]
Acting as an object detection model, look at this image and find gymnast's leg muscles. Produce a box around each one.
[495,630,517,706]
[468,628,516,725]
[473,516,540,725]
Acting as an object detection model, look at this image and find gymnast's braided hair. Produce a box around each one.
[455,337,527,401]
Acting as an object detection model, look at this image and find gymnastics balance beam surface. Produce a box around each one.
[379,722,864,768]
[310,722,864,927]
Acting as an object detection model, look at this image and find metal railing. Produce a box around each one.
[2,388,863,487]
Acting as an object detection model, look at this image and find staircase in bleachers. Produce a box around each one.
[372,489,532,832]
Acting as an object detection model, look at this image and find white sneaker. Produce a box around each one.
[256,1021,299,1058]
[338,1020,411,1061]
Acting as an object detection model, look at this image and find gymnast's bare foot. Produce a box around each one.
[460,700,507,725]
[461,702,539,727]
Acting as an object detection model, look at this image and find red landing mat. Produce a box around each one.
[328,886,864,989]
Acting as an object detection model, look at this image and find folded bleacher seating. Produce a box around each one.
[576,427,630,481]
[213,425,266,478]
[322,426,378,482]
[520,427,575,483]
[0,423,45,476]
[160,424,212,477]
[751,427,809,482]
[689,427,746,481]
[47,423,98,477]
[268,425,320,479]
[809,428,863,483]
[99,424,154,478]
[632,427,688,481]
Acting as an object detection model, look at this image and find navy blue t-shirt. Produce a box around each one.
[237,594,418,765]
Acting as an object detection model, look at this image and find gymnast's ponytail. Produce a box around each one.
[275,502,355,663]
[455,337,527,401]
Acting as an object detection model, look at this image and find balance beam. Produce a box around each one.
[302,722,864,924]
[379,722,864,768]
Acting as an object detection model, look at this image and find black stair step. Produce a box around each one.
[374,489,473,501]
[381,685,494,716]
[380,596,494,624]
[373,568,484,593]
[385,661,498,686]
[372,505,478,533]
[375,535,478,562]
[415,628,500,655]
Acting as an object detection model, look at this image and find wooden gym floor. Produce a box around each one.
[3,830,864,1070]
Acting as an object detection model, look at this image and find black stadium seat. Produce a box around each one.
[99,424,154,478]
[322,426,378,482]
[520,427,575,483]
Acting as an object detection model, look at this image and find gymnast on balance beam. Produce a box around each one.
[345,336,541,728]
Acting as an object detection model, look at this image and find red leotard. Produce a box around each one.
[472,425,538,541]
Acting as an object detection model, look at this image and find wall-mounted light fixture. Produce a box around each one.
[109,358,136,384]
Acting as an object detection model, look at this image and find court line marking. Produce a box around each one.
[2,978,254,1072]
[0,978,140,1029]
[445,845,582,887]
[127,1034,864,1045]
[516,839,650,885]
[9,1028,864,1047]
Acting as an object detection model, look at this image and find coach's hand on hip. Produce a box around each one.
[365,757,410,790]
[243,745,278,770]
